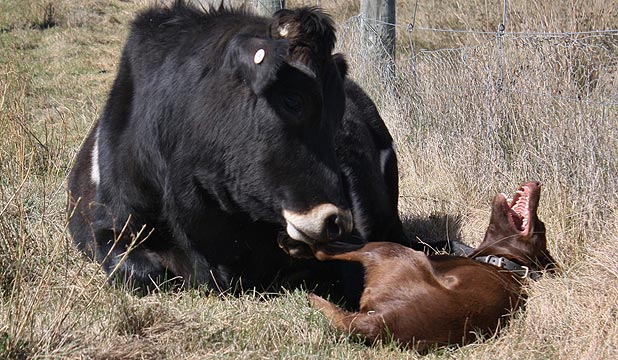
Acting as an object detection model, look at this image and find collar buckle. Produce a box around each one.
[474,255,533,280]
[520,265,530,279]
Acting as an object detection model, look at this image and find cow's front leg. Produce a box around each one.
[94,227,229,292]
[93,228,176,292]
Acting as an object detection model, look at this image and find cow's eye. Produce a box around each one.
[282,93,304,116]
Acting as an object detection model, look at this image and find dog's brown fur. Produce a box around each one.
[309,182,557,351]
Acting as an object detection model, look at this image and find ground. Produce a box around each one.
[1,0,617,358]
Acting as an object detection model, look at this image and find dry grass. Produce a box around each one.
[1,0,617,358]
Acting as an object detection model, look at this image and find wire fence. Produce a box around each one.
[332,1,617,212]
[339,12,617,103]
[338,13,618,109]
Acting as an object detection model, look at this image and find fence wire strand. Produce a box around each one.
[351,16,618,37]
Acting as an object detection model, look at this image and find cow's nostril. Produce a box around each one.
[325,214,342,240]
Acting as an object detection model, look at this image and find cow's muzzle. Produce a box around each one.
[283,204,353,245]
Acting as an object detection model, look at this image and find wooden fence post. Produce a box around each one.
[360,0,396,80]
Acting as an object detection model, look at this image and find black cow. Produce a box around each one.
[68,2,408,298]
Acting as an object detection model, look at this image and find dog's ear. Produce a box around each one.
[223,34,289,94]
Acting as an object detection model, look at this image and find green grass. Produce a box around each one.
[1,0,617,358]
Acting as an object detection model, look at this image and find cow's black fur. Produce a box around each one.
[338,80,405,244]
[68,2,410,301]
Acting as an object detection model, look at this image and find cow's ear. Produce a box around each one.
[223,34,289,94]
[333,53,348,79]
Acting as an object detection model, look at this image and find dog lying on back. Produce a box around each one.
[309,181,557,352]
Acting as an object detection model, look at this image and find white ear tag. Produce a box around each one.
[254,49,265,64]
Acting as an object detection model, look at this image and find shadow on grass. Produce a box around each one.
[33,3,57,30]
[403,213,474,256]
[0,331,31,360]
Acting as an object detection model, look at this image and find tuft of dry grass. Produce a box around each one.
[1,1,617,359]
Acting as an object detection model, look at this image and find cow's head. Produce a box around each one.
[194,7,351,246]
[473,182,558,272]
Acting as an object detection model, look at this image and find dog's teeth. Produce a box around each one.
[514,204,526,214]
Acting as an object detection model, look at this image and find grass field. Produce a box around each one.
[1,0,617,358]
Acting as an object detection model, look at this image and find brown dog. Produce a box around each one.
[309,181,557,351]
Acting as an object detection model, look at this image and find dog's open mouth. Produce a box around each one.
[503,183,535,235]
